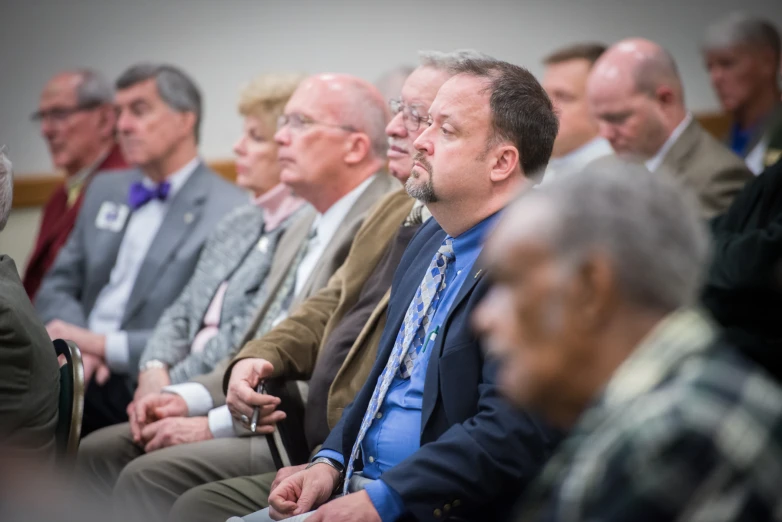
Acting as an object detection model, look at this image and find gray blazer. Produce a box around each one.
[35,162,247,378]
[140,203,307,384]
[191,172,400,404]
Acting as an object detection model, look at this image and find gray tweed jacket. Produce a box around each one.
[139,203,307,383]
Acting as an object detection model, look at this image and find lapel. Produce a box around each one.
[121,163,210,324]
[338,289,391,375]
[296,173,396,300]
[220,209,267,296]
[421,259,487,432]
[657,119,701,179]
[239,207,317,344]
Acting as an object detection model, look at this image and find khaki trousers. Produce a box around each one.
[76,422,277,522]
[170,471,276,522]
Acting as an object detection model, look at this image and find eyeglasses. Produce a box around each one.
[31,102,102,123]
[388,98,427,132]
[277,113,357,133]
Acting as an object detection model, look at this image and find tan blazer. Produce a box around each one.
[657,119,753,219]
[225,189,416,430]
[190,173,400,402]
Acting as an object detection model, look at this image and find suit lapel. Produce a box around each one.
[122,164,210,324]
[421,260,486,432]
[657,119,700,178]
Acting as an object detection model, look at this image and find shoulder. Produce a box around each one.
[692,124,752,175]
[197,165,247,199]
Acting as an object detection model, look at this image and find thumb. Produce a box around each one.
[154,403,180,418]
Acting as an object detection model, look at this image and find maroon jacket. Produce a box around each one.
[23,144,127,299]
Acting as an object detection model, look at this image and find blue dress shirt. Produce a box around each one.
[729,123,753,157]
[317,211,501,521]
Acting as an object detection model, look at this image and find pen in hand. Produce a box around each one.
[250,382,264,433]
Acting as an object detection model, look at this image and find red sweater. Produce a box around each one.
[23,144,127,299]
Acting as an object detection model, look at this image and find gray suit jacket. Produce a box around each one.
[657,119,753,219]
[0,255,60,459]
[140,203,307,384]
[190,172,400,405]
[35,162,247,379]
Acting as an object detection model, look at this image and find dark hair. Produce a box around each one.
[543,43,607,66]
[116,63,203,142]
[449,59,559,177]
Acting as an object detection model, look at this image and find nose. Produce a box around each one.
[385,111,408,139]
[116,109,134,134]
[412,124,434,156]
[40,118,57,139]
[597,121,615,142]
[274,125,290,146]
[233,134,247,156]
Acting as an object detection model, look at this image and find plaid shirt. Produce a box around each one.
[517,308,782,522]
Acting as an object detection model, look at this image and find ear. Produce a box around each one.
[655,85,676,106]
[97,105,117,140]
[180,111,197,139]
[569,252,617,332]
[489,145,520,183]
[343,133,371,166]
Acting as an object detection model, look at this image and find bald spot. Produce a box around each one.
[590,38,683,100]
[40,71,83,103]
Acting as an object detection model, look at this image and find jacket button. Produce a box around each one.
[444,504,451,512]
[453,499,461,507]
[368,456,375,463]
[433,509,442,518]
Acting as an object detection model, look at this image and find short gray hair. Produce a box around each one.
[517,159,710,313]
[418,49,496,71]
[338,80,390,159]
[74,69,113,107]
[116,63,203,142]
[0,148,13,232]
[703,12,781,62]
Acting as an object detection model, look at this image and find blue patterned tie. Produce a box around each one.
[343,237,455,492]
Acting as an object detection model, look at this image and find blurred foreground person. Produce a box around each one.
[0,149,60,462]
[703,12,782,173]
[474,159,782,521]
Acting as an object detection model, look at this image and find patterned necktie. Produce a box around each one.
[255,228,317,337]
[343,237,455,492]
[128,181,171,210]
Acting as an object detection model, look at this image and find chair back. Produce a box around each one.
[53,339,85,457]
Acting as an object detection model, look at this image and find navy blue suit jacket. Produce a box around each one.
[321,217,558,522]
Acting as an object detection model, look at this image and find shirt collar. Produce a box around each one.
[141,156,200,199]
[449,209,502,273]
[65,146,113,191]
[251,183,306,232]
[645,113,693,172]
[310,174,376,241]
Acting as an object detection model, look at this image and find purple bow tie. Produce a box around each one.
[128,181,171,210]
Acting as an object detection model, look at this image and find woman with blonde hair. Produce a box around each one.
[131,73,308,404]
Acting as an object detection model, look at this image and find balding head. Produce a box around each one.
[36,69,117,175]
[587,39,688,160]
[275,73,390,212]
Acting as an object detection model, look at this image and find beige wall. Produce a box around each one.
[0,208,43,277]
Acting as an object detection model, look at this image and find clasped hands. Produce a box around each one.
[126,391,213,452]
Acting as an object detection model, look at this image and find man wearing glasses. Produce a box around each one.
[24,69,128,299]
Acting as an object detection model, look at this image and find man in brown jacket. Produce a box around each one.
[587,38,753,218]
[160,50,485,522]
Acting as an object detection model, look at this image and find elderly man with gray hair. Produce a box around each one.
[474,159,782,521]
[0,149,61,460]
[703,12,782,174]
[36,63,246,436]
[25,69,128,299]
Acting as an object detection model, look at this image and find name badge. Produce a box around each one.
[95,202,129,232]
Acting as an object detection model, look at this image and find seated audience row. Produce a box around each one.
[0,9,780,522]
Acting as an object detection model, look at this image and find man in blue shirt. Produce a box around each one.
[244,57,560,522]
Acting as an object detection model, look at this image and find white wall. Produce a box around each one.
[1,0,781,176]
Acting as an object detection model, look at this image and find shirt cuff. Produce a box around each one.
[313,449,345,466]
[207,405,235,438]
[163,383,214,417]
[104,331,130,373]
[364,479,406,522]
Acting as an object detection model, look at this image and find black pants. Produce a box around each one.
[81,373,133,438]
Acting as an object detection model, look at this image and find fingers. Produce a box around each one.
[256,410,287,430]
[129,410,142,443]
[143,429,168,453]
[96,365,111,385]
[140,419,163,446]
[154,395,187,418]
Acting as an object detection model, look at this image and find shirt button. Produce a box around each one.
[375,411,383,419]
[444,504,451,512]
[433,509,442,518]
[368,456,375,463]
[453,499,461,507]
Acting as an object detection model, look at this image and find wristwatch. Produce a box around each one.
[140,359,169,372]
[307,457,345,494]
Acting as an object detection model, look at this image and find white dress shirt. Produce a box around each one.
[166,174,377,437]
[541,137,613,184]
[88,157,200,373]
[645,113,693,173]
